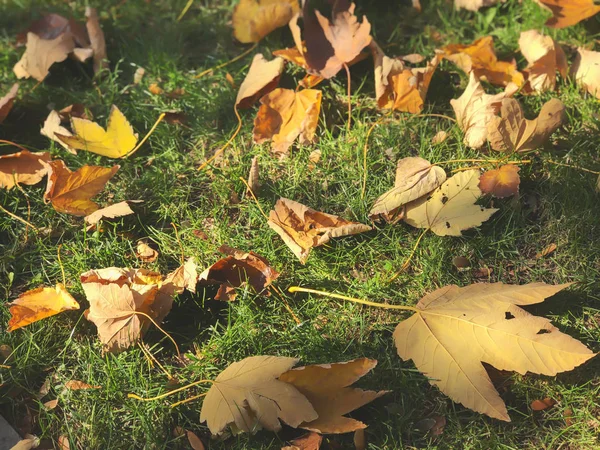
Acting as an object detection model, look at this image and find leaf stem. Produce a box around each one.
[132,311,180,358]
[361,121,380,200]
[343,63,352,132]
[170,392,207,408]
[126,112,166,158]
[0,204,38,231]
[57,244,66,286]
[0,139,29,152]
[288,286,418,311]
[546,160,600,175]
[239,176,269,221]
[176,0,194,21]
[195,43,258,79]
[128,379,213,402]
[138,342,174,380]
[412,113,456,123]
[386,228,428,283]
[198,105,242,171]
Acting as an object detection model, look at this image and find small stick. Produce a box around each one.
[0,204,38,231]
[138,342,174,380]
[171,222,185,265]
[546,160,600,175]
[238,177,269,221]
[0,139,29,152]
[271,286,301,325]
[177,0,194,21]
[126,112,166,158]
[128,379,213,402]
[57,244,66,286]
[132,311,181,358]
[195,43,258,79]
[198,105,242,171]
[386,228,428,283]
[343,63,352,132]
[289,286,418,311]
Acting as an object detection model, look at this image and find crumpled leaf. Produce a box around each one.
[236,54,285,108]
[370,157,447,222]
[200,355,318,435]
[393,282,596,421]
[404,169,498,236]
[537,0,600,28]
[233,0,300,44]
[570,48,600,99]
[268,198,372,263]
[41,110,76,153]
[84,200,142,226]
[136,241,159,262]
[454,0,503,11]
[441,36,524,87]
[479,164,520,198]
[14,32,74,81]
[518,30,567,93]
[450,73,508,149]
[371,42,440,113]
[486,98,566,153]
[199,245,279,301]
[279,358,387,433]
[253,88,322,154]
[0,150,51,190]
[81,261,197,352]
[85,7,108,74]
[8,283,80,332]
[43,160,119,216]
[290,0,371,79]
[56,105,139,158]
[0,83,19,123]
[281,432,322,450]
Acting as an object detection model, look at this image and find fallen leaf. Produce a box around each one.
[370,157,446,222]
[441,36,524,87]
[371,42,440,113]
[162,257,199,297]
[0,83,19,123]
[17,14,77,43]
[268,198,371,263]
[253,88,322,154]
[536,243,557,259]
[531,397,557,411]
[282,432,322,450]
[11,434,40,450]
[563,407,574,426]
[486,97,566,153]
[59,104,93,121]
[430,415,446,436]
[57,435,70,450]
[136,241,159,263]
[519,30,567,93]
[393,282,595,421]
[570,48,600,99]
[43,160,119,216]
[64,380,101,390]
[0,150,51,190]
[279,358,387,433]
[454,0,503,11]
[479,165,520,198]
[56,105,139,158]
[133,67,145,84]
[291,1,371,79]
[247,156,260,194]
[537,0,600,28]
[41,110,76,153]
[199,245,279,301]
[233,0,300,43]
[236,54,285,108]
[84,200,142,226]
[14,32,75,81]
[404,169,498,236]
[186,430,205,450]
[85,7,108,74]
[353,429,366,450]
[43,399,59,410]
[308,149,321,165]
[149,83,164,95]
[431,130,448,145]
[8,284,80,332]
[450,73,507,149]
[200,355,318,435]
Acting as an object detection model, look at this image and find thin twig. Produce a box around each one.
[546,160,600,175]
[343,63,352,132]
[198,105,242,171]
[170,392,207,408]
[0,139,29,152]
[57,244,66,286]
[238,177,269,221]
[386,228,428,283]
[412,113,456,122]
[195,43,258,79]
[288,286,418,311]
[125,113,166,158]
[271,286,301,325]
[0,204,38,231]
[177,0,194,21]
[128,379,213,402]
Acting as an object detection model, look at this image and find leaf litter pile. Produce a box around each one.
[1,0,600,449]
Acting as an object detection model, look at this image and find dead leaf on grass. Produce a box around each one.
[64,380,101,390]
[570,48,600,99]
[233,0,300,43]
[537,0,600,28]
[518,30,567,93]
[0,150,51,190]
[479,164,520,198]
[0,83,19,123]
[454,0,504,11]
[84,200,142,226]
[282,432,322,450]
[236,54,285,108]
[136,241,159,263]
[14,32,75,81]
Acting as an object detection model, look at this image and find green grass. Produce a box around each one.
[1,0,599,448]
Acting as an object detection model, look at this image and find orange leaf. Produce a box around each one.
[43,160,119,216]
[479,165,520,198]
[282,432,322,450]
[0,150,51,190]
[537,0,600,28]
[8,283,80,332]
[236,54,285,109]
[253,88,322,154]
[0,83,19,123]
[531,397,557,411]
[233,0,299,44]
[64,380,101,390]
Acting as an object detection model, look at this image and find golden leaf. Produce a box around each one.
[537,0,600,28]
[233,0,299,44]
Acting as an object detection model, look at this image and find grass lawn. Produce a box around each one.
[1,0,599,448]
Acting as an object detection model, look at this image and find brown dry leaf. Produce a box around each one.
[186,430,205,450]
[247,156,260,194]
[233,0,300,43]
[163,257,199,297]
[570,48,600,99]
[0,150,51,190]
[136,241,159,263]
[253,88,322,154]
[10,435,40,450]
[394,282,595,421]
[268,198,371,264]
[454,0,503,10]
[537,0,600,28]
[84,200,142,226]
[14,32,75,81]
[354,429,366,450]
[57,435,70,450]
[479,164,520,198]
[371,42,440,113]
[199,245,279,301]
[236,54,285,108]
[43,399,59,410]
[0,83,19,123]
[17,14,75,43]
[450,73,508,149]
[291,1,371,79]
[280,358,387,433]
[85,7,108,74]
[536,243,557,259]
[441,36,524,87]
[404,169,498,236]
[531,397,557,411]
[200,355,318,435]
[370,157,447,222]
[518,30,567,93]
[149,83,164,95]
[64,380,101,390]
[59,104,93,121]
[282,432,322,450]
[43,160,119,216]
[8,283,80,332]
[41,110,76,153]
[486,98,566,153]
[432,130,448,145]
